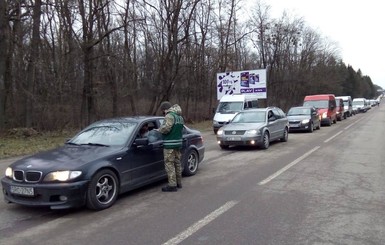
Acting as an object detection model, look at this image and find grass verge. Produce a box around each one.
[0,121,212,160]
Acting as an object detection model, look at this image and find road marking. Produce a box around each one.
[324,130,343,143]
[162,200,238,245]
[344,117,364,130]
[258,146,320,185]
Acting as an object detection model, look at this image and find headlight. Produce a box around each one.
[301,119,310,124]
[5,167,13,178]
[245,129,259,136]
[44,171,82,182]
[321,112,327,118]
[213,120,218,124]
[217,129,223,135]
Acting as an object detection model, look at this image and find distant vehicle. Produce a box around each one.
[216,107,289,150]
[303,94,337,126]
[352,98,368,113]
[335,98,346,121]
[287,106,321,132]
[213,94,259,134]
[336,96,354,117]
[1,116,205,210]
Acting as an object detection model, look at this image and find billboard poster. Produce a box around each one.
[216,69,267,100]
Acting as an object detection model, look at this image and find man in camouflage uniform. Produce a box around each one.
[157,101,184,192]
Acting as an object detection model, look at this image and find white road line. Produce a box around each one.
[324,130,343,143]
[344,117,364,130]
[163,200,238,245]
[258,146,320,185]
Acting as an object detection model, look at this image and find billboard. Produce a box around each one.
[216,69,267,100]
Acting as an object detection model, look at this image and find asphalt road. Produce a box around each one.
[1,105,384,245]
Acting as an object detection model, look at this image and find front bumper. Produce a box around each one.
[289,122,311,131]
[1,177,89,209]
[216,135,263,146]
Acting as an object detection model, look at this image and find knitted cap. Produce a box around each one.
[160,101,172,111]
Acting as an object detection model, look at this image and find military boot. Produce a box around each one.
[177,182,182,188]
[161,185,177,192]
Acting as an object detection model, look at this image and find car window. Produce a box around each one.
[272,108,282,119]
[70,122,136,146]
[232,111,265,123]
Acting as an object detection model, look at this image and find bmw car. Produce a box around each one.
[1,116,205,210]
[216,107,289,150]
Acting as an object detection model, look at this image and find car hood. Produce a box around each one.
[9,145,121,171]
[221,122,265,131]
[287,115,310,121]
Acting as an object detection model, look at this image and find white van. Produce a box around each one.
[336,96,353,117]
[352,98,368,113]
[212,94,258,134]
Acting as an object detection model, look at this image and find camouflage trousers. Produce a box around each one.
[163,149,182,187]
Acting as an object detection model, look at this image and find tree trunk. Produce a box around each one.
[25,0,42,127]
[0,0,7,129]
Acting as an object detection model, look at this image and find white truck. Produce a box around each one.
[212,94,258,134]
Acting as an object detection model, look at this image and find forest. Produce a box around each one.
[0,0,381,131]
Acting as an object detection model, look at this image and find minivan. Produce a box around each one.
[336,96,353,117]
[303,94,337,126]
[352,98,368,113]
[213,94,258,134]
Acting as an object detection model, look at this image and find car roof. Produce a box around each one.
[242,107,280,112]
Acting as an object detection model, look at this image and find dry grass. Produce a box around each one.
[0,130,77,159]
[0,121,211,159]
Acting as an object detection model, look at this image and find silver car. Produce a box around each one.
[216,107,289,150]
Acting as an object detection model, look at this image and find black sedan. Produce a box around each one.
[287,106,321,132]
[1,116,205,210]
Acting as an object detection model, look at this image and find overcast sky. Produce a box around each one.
[245,0,385,89]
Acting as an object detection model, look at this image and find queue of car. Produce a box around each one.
[1,94,382,211]
[215,93,382,150]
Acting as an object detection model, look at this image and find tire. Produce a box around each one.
[308,122,314,133]
[86,169,119,210]
[183,149,199,176]
[219,144,229,150]
[327,118,332,126]
[260,132,270,149]
[281,127,288,142]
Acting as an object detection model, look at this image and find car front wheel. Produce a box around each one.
[86,169,119,210]
[183,149,199,176]
[281,127,289,141]
[260,132,270,149]
[308,122,314,132]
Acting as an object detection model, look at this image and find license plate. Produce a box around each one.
[227,136,241,141]
[10,186,34,196]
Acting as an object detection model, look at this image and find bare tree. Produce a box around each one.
[0,0,7,129]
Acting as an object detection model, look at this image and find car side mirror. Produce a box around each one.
[134,138,149,147]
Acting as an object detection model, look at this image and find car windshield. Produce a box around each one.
[232,111,265,123]
[216,102,243,113]
[353,101,364,106]
[288,108,310,115]
[303,100,328,109]
[68,122,136,146]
